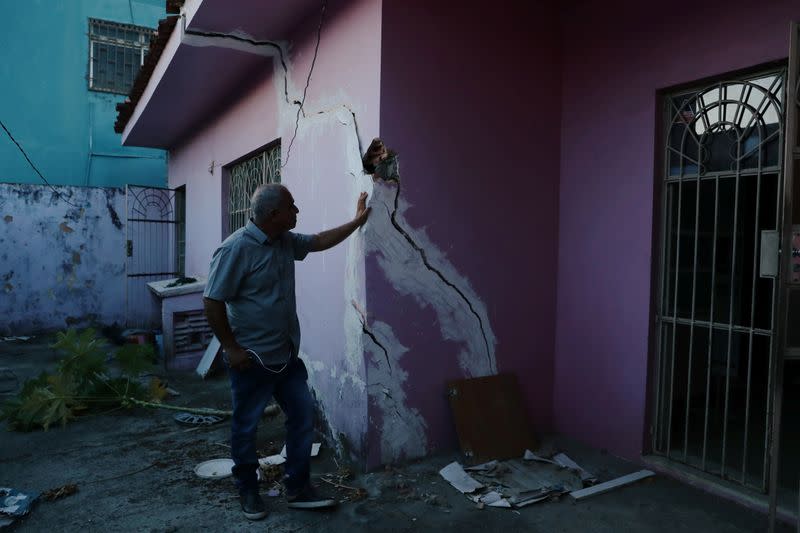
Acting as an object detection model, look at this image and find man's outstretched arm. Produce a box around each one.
[310,192,371,252]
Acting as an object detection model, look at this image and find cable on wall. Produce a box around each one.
[0,119,80,209]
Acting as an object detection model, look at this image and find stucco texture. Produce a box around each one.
[0,184,127,334]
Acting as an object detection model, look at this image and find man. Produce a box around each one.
[203,183,370,520]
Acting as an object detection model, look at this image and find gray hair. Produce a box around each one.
[251,183,285,223]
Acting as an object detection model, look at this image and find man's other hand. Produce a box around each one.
[226,345,251,370]
[355,192,371,225]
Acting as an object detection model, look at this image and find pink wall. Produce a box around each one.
[375,0,562,458]
[168,0,382,456]
[554,0,799,460]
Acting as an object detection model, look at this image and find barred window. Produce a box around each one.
[228,143,282,234]
[88,18,155,94]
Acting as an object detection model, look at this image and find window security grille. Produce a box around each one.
[228,143,281,234]
[88,18,155,94]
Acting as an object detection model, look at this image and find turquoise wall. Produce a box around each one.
[0,0,167,187]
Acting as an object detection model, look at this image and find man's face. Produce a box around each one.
[271,188,299,233]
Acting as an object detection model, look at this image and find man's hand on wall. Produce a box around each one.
[355,192,371,226]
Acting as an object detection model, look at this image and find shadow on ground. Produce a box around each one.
[0,337,790,532]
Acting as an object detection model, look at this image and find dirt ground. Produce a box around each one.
[0,336,791,532]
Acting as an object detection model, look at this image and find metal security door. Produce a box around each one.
[125,185,184,329]
[652,68,787,492]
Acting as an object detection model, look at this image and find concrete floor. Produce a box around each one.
[0,337,791,532]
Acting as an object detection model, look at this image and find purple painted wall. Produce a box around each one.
[374,0,562,461]
[554,0,800,460]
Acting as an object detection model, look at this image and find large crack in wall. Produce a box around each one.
[180,11,496,464]
[381,174,492,368]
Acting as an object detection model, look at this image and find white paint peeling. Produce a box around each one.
[363,178,498,377]
[202,20,497,464]
[363,320,428,463]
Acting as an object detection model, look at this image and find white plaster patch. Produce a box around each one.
[363,178,498,377]
[209,21,498,463]
[363,321,428,463]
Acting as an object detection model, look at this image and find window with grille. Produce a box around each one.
[88,18,155,94]
[228,142,281,234]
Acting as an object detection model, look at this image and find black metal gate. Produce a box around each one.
[125,185,184,329]
[653,69,786,492]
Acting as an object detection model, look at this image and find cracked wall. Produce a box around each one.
[361,176,497,466]
[371,0,563,462]
[169,0,561,468]
[0,184,127,334]
[169,0,381,462]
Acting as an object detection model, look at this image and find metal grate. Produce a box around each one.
[88,18,155,94]
[228,143,281,234]
[173,310,213,355]
[653,69,786,492]
[125,186,184,329]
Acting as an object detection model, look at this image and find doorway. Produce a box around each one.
[652,68,786,492]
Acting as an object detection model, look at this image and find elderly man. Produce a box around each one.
[203,183,370,520]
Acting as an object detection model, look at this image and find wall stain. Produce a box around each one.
[3,284,12,293]
[72,252,81,265]
[105,190,123,230]
[64,207,84,221]
[3,215,11,223]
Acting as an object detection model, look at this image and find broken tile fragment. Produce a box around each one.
[439,462,484,494]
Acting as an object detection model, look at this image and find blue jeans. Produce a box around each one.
[228,356,314,494]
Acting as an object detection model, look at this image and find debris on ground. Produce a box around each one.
[194,458,234,479]
[439,462,484,494]
[259,442,322,466]
[319,460,367,503]
[0,487,38,528]
[440,448,596,509]
[41,484,78,501]
[173,412,224,426]
[523,450,597,484]
[0,336,32,342]
[259,464,283,485]
[569,470,655,501]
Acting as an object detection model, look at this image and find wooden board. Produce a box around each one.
[569,470,655,501]
[446,373,537,464]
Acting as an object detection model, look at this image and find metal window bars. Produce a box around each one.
[653,70,786,493]
[228,143,281,235]
[88,18,155,94]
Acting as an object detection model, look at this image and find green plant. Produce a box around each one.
[0,329,162,431]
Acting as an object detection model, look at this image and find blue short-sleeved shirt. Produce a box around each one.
[203,219,314,365]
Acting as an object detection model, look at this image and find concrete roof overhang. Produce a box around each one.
[121,0,320,148]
